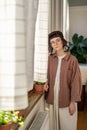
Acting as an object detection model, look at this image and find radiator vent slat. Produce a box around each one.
[29,111,48,130]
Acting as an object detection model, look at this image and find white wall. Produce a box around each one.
[69,6,87,41]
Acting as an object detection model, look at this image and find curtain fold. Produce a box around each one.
[0,0,28,110]
[49,0,69,41]
[49,0,61,33]
[26,0,39,91]
[62,0,69,40]
[34,0,49,82]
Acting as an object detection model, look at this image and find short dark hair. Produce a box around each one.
[48,31,69,54]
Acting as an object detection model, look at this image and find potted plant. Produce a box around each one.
[69,33,87,63]
[34,81,45,94]
[16,109,25,117]
[0,111,24,130]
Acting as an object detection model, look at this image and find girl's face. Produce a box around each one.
[50,37,63,52]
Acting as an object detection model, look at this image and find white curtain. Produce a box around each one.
[0,0,28,110]
[49,0,61,33]
[34,0,49,82]
[26,0,39,91]
[49,0,69,41]
[62,0,69,40]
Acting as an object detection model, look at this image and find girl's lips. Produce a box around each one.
[54,45,58,48]
[55,46,59,48]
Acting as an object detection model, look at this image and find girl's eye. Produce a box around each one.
[56,39,60,42]
[51,41,55,44]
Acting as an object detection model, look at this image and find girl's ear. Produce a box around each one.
[63,45,69,52]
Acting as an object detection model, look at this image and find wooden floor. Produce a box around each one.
[77,104,87,130]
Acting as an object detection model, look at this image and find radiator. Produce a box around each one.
[28,111,49,130]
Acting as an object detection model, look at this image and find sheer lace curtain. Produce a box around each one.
[26,0,39,91]
[0,0,28,110]
[34,0,49,83]
[0,0,49,110]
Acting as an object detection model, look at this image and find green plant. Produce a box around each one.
[69,33,87,63]
[0,111,24,127]
[34,81,45,94]
[34,81,45,85]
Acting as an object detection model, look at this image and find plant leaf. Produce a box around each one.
[81,47,87,55]
[72,33,78,45]
[78,35,84,42]
[83,38,87,46]
[77,46,83,55]
[70,33,87,63]
[69,42,75,50]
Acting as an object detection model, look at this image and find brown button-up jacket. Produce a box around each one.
[46,52,82,108]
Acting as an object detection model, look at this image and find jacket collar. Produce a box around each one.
[53,51,71,61]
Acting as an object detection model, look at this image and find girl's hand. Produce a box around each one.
[69,102,76,115]
[43,83,49,92]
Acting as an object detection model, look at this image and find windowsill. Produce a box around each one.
[12,90,43,130]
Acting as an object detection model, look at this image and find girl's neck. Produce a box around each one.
[56,50,66,56]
